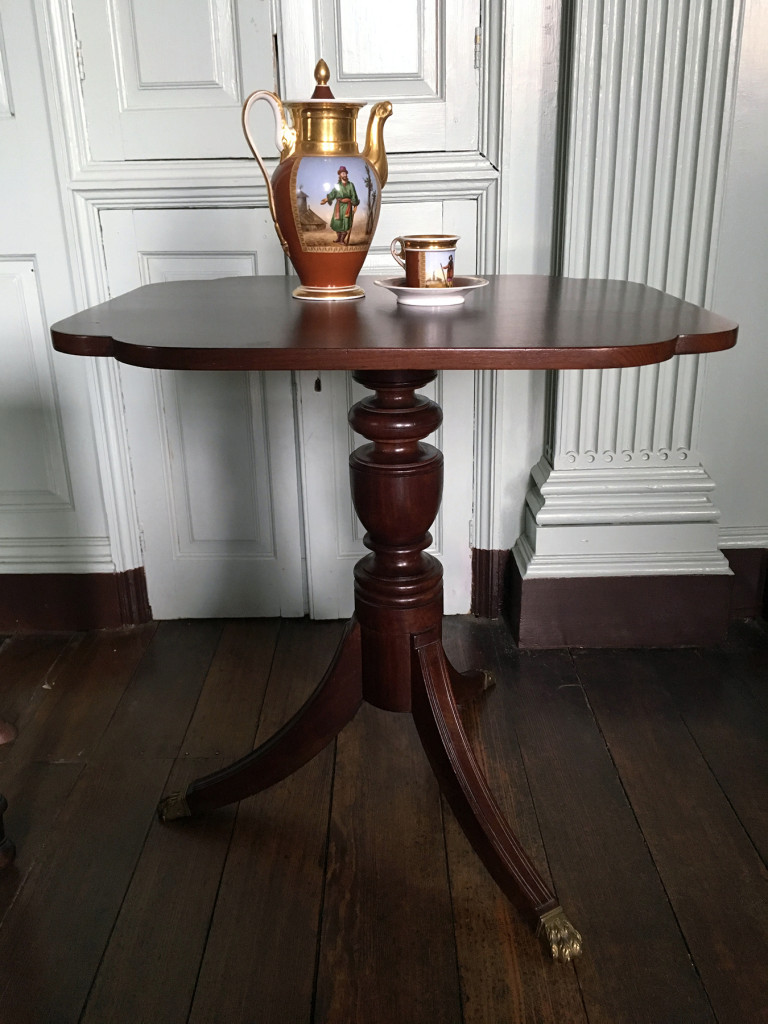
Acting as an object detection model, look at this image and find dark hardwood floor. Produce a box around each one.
[1,615,767,1023]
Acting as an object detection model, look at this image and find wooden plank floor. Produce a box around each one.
[1,615,767,1023]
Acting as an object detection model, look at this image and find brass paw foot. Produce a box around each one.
[537,906,583,962]
[157,791,192,822]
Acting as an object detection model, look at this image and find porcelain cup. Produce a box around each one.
[390,234,459,288]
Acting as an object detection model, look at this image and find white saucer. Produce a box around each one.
[374,276,488,306]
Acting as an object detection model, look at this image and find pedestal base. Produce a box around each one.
[158,616,580,960]
[157,368,581,960]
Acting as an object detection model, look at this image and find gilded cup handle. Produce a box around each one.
[390,236,406,270]
[241,90,293,255]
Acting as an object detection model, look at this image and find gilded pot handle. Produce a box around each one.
[241,90,294,255]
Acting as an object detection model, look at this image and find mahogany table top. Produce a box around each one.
[51,275,737,372]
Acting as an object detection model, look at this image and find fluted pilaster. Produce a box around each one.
[516,0,742,579]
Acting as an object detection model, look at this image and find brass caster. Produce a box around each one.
[537,906,583,962]
[157,791,192,822]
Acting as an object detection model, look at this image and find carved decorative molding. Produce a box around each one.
[0,535,114,572]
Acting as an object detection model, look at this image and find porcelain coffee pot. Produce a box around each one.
[242,60,392,300]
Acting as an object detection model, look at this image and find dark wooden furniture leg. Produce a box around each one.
[411,626,581,960]
[158,618,363,820]
[0,794,15,870]
[157,368,580,959]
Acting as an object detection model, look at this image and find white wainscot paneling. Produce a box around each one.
[0,259,71,511]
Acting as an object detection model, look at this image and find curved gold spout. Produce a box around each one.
[362,101,393,188]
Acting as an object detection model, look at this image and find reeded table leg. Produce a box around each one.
[411,627,581,962]
[158,618,363,820]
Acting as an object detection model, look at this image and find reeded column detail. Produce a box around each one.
[517,0,742,578]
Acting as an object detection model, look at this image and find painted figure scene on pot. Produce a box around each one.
[291,156,379,252]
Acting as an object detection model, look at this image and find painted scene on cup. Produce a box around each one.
[291,156,378,253]
[414,250,456,287]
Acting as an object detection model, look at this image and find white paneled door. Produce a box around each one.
[100,208,306,618]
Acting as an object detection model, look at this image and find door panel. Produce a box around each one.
[73,0,276,159]
[100,208,305,617]
[0,261,71,509]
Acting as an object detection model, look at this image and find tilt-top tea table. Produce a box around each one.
[51,274,737,960]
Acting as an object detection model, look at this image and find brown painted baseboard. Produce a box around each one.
[721,548,768,619]
[471,549,511,618]
[472,546,766,649]
[509,566,733,648]
[0,569,151,631]
[3,549,764,638]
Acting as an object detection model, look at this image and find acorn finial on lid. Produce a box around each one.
[311,59,335,99]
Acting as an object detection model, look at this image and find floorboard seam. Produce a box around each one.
[309,733,339,1024]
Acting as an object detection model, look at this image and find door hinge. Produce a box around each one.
[75,38,86,82]
[474,25,482,70]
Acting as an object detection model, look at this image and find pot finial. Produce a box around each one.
[311,59,335,99]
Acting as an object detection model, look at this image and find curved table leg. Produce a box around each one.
[0,794,15,870]
[411,627,582,962]
[158,618,364,821]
